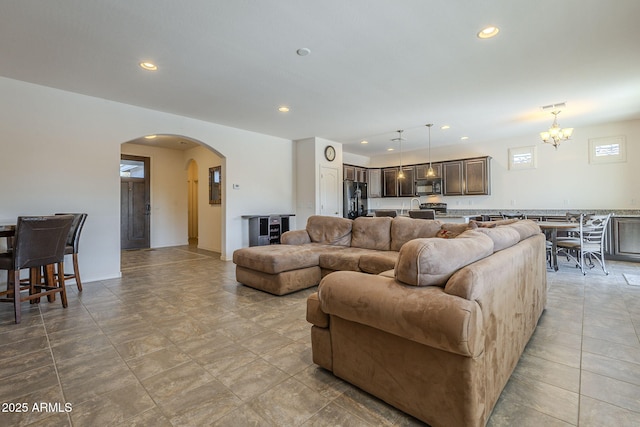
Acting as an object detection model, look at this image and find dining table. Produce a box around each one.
[537,221,580,271]
[0,223,16,251]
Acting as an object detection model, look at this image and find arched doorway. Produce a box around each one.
[120,134,224,255]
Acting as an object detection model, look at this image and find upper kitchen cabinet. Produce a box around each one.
[368,168,382,198]
[383,166,415,197]
[443,157,491,196]
[415,163,442,179]
[443,161,464,196]
[464,157,491,195]
[382,167,398,197]
[398,166,415,197]
[344,165,355,181]
[343,164,367,182]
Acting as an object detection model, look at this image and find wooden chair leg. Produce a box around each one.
[12,270,21,324]
[57,261,68,308]
[72,253,82,291]
[44,265,56,303]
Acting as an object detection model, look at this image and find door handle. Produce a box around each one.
[145,204,151,215]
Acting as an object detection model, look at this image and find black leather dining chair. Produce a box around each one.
[374,210,397,218]
[55,213,88,291]
[408,209,436,219]
[0,215,73,323]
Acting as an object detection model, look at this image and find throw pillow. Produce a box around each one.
[469,220,497,228]
[436,221,478,239]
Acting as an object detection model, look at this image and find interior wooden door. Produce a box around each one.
[320,166,340,216]
[120,155,150,249]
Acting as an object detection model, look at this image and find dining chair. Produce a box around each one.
[500,212,525,219]
[55,213,88,291]
[0,215,73,323]
[408,209,435,219]
[374,210,397,218]
[556,213,612,275]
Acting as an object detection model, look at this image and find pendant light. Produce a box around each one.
[426,124,436,177]
[392,130,405,179]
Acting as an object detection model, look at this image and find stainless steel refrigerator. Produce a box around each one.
[343,180,368,219]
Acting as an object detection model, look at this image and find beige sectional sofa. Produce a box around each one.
[307,219,547,427]
[233,215,444,295]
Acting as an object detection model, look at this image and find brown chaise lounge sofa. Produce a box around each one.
[307,219,547,427]
[233,215,446,295]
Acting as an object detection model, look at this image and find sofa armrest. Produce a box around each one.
[281,229,311,245]
[318,271,484,357]
[307,292,329,328]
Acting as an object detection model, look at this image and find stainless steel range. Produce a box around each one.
[419,202,447,214]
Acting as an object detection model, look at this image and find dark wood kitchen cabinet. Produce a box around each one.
[464,157,490,195]
[383,167,398,197]
[443,161,464,196]
[607,216,640,261]
[443,157,490,196]
[383,166,414,197]
[415,163,442,179]
[344,164,367,182]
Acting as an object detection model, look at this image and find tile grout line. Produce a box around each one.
[39,305,73,427]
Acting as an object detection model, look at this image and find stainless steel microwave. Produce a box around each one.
[415,178,442,195]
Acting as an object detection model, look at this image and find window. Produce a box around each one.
[209,166,222,204]
[508,146,537,170]
[589,135,626,164]
[120,159,145,178]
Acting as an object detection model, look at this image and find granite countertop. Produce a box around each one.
[241,214,295,219]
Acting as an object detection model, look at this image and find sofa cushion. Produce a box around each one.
[350,216,392,250]
[470,218,519,228]
[476,226,521,252]
[281,229,311,245]
[233,244,322,274]
[319,247,380,271]
[435,222,478,239]
[390,216,442,251]
[504,220,541,241]
[306,215,353,246]
[359,251,399,274]
[468,220,497,228]
[395,230,494,287]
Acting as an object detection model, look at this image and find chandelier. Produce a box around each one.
[540,110,573,149]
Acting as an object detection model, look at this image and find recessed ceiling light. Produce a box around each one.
[278,106,290,113]
[387,148,394,151]
[144,134,157,139]
[440,125,450,130]
[360,140,368,144]
[461,136,469,140]
[477,26,499,39]
[296,48,311,56]
[139,62,158,71]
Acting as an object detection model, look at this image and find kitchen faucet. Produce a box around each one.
[410,197,421,211]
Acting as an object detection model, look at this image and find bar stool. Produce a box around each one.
[0,216,73,323]
[55,213,88,291]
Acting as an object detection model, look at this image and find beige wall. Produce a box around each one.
[364,119,640,212]
[0,76,293,282]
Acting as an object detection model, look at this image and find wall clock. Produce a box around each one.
[324,145,336,162]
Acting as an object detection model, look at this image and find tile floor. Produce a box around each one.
[0,246,639,426]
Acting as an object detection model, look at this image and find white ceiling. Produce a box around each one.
[2,1,639,156]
